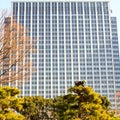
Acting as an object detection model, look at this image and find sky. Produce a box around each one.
[0,0,120,43]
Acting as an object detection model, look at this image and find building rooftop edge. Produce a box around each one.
[11,0,110,2]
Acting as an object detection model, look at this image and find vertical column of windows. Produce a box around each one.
[101,2,109,97]
[63,2,67,94]
[31,2,38,96]
[71,2,78,82]
[87,2,94,89]
[65,2,72,89]
[111,18,120,84]
[94,2,101,92]
[22,2,26,96]
[76,2,80,82]
[16,3,25,89]
[52,3,58,97]
[44,2,46,98]
[56,2,60,97]
[110,15,117,107]
[104,6,112,85]
[83,2,87,84]
[69,2,74,86]
[36,2,39,96]
[78,2,85,81]
[23,2,31,96]
[11,3,19,88]
[94,2,102,92]
[105,17,113,83]
[12,2,18,88]
[38,2,44,97]
[45,2,51,98]
[97,2,105,88]
[29,2,32,96]
[50,2,53,98]
[58,2,65,95]
[16,5,23,89]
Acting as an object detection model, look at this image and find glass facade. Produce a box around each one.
[12,0,120,109]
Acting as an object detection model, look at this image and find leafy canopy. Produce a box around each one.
[0,86,24,120]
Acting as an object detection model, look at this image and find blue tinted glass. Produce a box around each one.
[71,2,76,14]
[78,2,83,14]
[65,2,70,14]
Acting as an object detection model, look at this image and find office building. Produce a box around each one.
[11,0,120,109]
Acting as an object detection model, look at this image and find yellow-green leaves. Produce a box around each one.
[0,86,24,120]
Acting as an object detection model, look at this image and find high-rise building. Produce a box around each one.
[11,0,120,109]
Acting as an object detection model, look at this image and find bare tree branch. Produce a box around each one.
[0,11,32,85]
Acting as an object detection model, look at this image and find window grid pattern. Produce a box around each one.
[12,1,119,109]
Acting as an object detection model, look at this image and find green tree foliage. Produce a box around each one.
[20,96,52,120]
[99,95,111,110]
[0,86,24,120]
[2,85,119,120]
[52,86,112,120]
[19,85,119,120]
[110,116,120,120]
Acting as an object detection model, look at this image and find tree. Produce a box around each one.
[52,85,112,120]
[99,95,111,110]
[0,11,31,85]
[20,96,51,120]
[0,86,24,120]
[19,85,120,120]
[52,95,78,120]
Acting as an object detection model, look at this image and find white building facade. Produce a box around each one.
[11,0,120,109]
